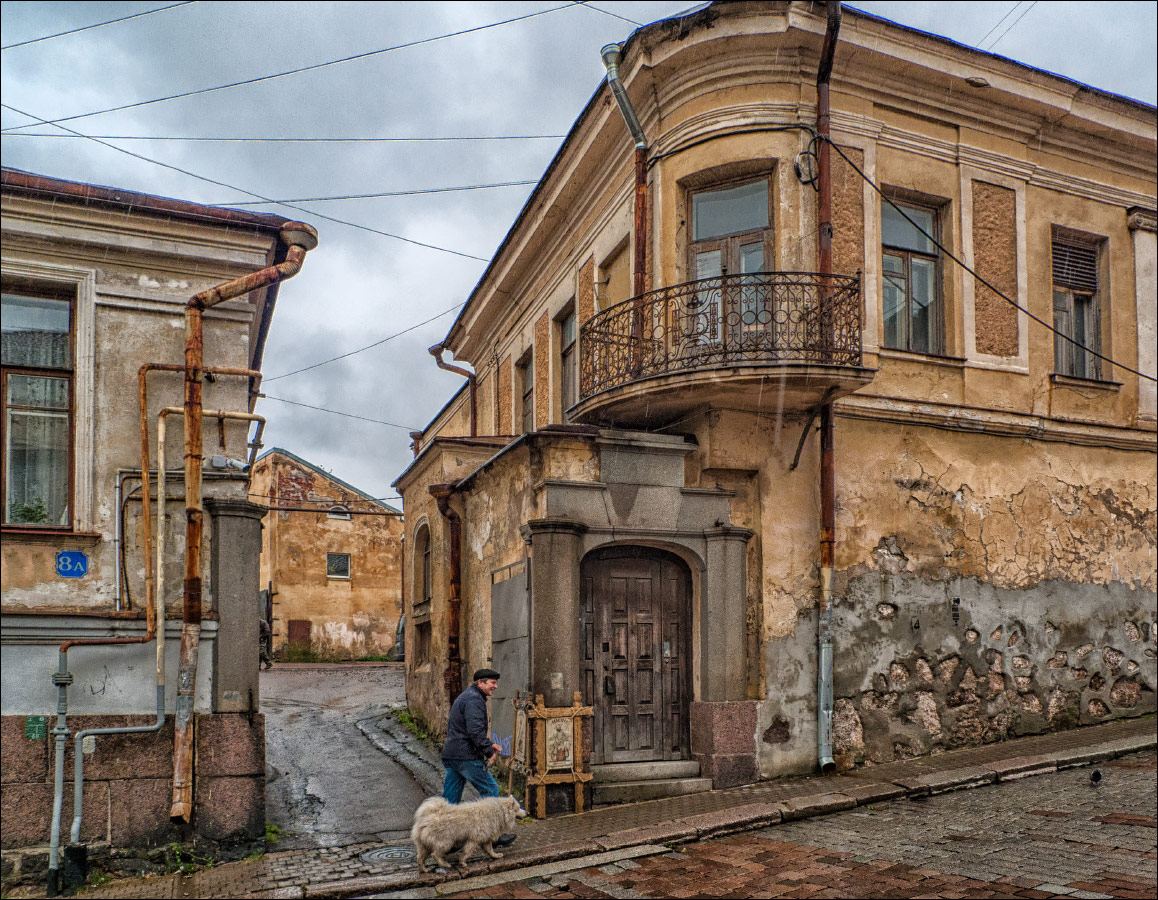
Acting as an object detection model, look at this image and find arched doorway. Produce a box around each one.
[580,546,692,765]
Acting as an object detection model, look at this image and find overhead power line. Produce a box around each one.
[575,2,643,28]
[213,180,538,207]
[1,1,196,51]
[259,395,418,430]
[1,3,577,134]
[984,1,1038,51]
[2,132,566,143]
[1,103,491,261]
[264,302,464,382]
[825,137,1156,384]
[975,1,1024,49]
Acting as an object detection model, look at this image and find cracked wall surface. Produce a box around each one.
[693,410,1156,777]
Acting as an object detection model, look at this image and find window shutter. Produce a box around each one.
[1052,240,1098,292]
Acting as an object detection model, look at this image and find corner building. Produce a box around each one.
[395,2,1156,809]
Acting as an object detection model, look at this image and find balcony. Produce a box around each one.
[574,272,874,426]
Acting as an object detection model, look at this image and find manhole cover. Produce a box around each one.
[360,846,416,863]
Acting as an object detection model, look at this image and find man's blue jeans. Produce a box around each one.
[441,758,500,804]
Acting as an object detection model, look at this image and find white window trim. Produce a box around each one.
[1,257,96,531]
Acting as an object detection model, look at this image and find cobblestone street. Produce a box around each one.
[434,751,1157,900]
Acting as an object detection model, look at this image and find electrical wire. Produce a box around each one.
[2,132,566,143]
[263,302,464,382]
[575,2,643,28]
[1,2,196,51]
[247,491,404,504]
[1,3,577,133]
[984,1,1038,51]
[824,136,1157,384]
[1,103,491,261]
[975,1,1024,49]
[259,395,419,430]
[212,180,538,206]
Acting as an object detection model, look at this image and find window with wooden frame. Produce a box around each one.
[326,552,351,579]
[881,198,943,355]
[2,288,75,528]
[418,525,432,607]
[687,177,773,341]
[558,305,577,414]
[518,351,534,433]
[327,504,352,520]
[1051,231,1104,381]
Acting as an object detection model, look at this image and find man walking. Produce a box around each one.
[441,668,516,847]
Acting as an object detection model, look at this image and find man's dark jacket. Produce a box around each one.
[441,684,492,762]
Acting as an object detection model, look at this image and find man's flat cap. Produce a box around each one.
[473,668,501,682]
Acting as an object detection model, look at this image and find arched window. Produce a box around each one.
[327,504,352,520]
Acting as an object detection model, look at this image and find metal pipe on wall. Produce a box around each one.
[601,43,650,372]
[429,344,477,436]
[815,0,842,776]
[171,223,317,822]
[430,484,463,704]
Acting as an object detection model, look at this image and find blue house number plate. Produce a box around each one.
[55,550,88,578]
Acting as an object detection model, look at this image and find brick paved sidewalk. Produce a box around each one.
[65,716,1156,900]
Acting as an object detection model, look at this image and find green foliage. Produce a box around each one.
[391,706,434,743]
[162,842,213,875]
[264,822,282,844]
[9,497,48,524]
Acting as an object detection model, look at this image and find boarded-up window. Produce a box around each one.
[1051,232,1103,380]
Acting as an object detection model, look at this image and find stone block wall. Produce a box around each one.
[0,713,264,850]
[829,574,1156,768]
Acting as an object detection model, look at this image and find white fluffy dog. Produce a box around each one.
[410,795,526,872]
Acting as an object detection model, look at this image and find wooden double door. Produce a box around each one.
[580,547,691,765]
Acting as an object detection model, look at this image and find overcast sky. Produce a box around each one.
[2,1,1155,501]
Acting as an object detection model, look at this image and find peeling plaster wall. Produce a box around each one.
[460,444,539,682]
[751,411,1154,775]
[253,453,403,659]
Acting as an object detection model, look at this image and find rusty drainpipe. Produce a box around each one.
[429,344,477,436]
[601,43,649,373]
[170,222,318,823]
[815,0,842,776]
[430,484,464,704]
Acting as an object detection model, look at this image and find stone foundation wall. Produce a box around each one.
[829,574,1156,768]
[0,713,264,850]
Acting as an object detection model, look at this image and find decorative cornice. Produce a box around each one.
[1127,207,1158,233]
[836,394,1156,452]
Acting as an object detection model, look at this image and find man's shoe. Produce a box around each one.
[494,833,517,848]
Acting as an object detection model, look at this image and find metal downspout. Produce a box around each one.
[430,484,464,704]
[601,43,649,371]
[815,0,842,775]
[170,223,317,823]
[429,344,477,436]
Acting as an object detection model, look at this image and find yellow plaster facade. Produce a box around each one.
[396,2,1156,798]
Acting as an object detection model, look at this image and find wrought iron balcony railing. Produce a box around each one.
[578,272,862,400]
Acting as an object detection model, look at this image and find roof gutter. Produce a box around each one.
[601,43,650,366]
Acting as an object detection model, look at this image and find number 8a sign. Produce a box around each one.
[55,550,88,579]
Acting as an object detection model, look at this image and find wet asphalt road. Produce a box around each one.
[261,664,429,850]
